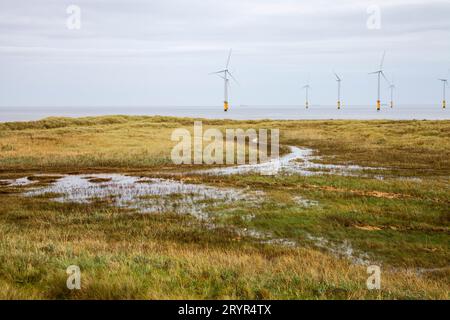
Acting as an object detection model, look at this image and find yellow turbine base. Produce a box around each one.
[377,100,381,111]
[224,102,229,112]
[306,102,309,109]
[337,101,341,109]
[391,101,394,108]
[443,100,446,109]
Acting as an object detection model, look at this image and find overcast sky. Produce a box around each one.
[0,0,449,107]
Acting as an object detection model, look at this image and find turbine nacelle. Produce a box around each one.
[369,70,390,83]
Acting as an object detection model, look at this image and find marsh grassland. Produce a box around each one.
[0,116,449,299]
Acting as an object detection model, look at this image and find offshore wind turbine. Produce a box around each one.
[210,49,238,112]
[302,84,310,109]
[334,72,342,109]
[438,78,448,109]
[369,51,389,111]
[302,76,310,109]
[389,83,395,108]
[388,75,395,108]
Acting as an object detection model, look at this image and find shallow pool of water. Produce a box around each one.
[25,174,261,219]
[200,146,378,176]
[0,177,35,186]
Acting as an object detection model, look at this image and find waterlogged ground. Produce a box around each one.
[19,170,371,265]
[24,174,261,220]
[0,146,430,267]
[200,146,380,176]
[0,117,449,299]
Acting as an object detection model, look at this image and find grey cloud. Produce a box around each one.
[0,0,449,106]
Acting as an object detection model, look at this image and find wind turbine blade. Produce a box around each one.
[209,70,227,75]
[369,71,380,75]
[381,71,390,84]
[227,71,240,86]
[380,51,386,70]
[334,72,341,81]
[226,49,232,69]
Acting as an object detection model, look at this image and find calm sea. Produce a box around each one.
[0,105,448,122]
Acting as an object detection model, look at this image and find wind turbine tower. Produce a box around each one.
[389,83,395,108]
[302,76,311,109]
[369,51,389,111]
[334,72,342,109]
[438,79,448,109]
[210,49,238,112]
[302,84,310,109]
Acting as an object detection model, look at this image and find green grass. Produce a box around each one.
[0,193,447,299]
[0,116,448,299]
[201,174,449,267]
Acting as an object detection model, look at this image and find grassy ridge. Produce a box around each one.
[1,116,449,174]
